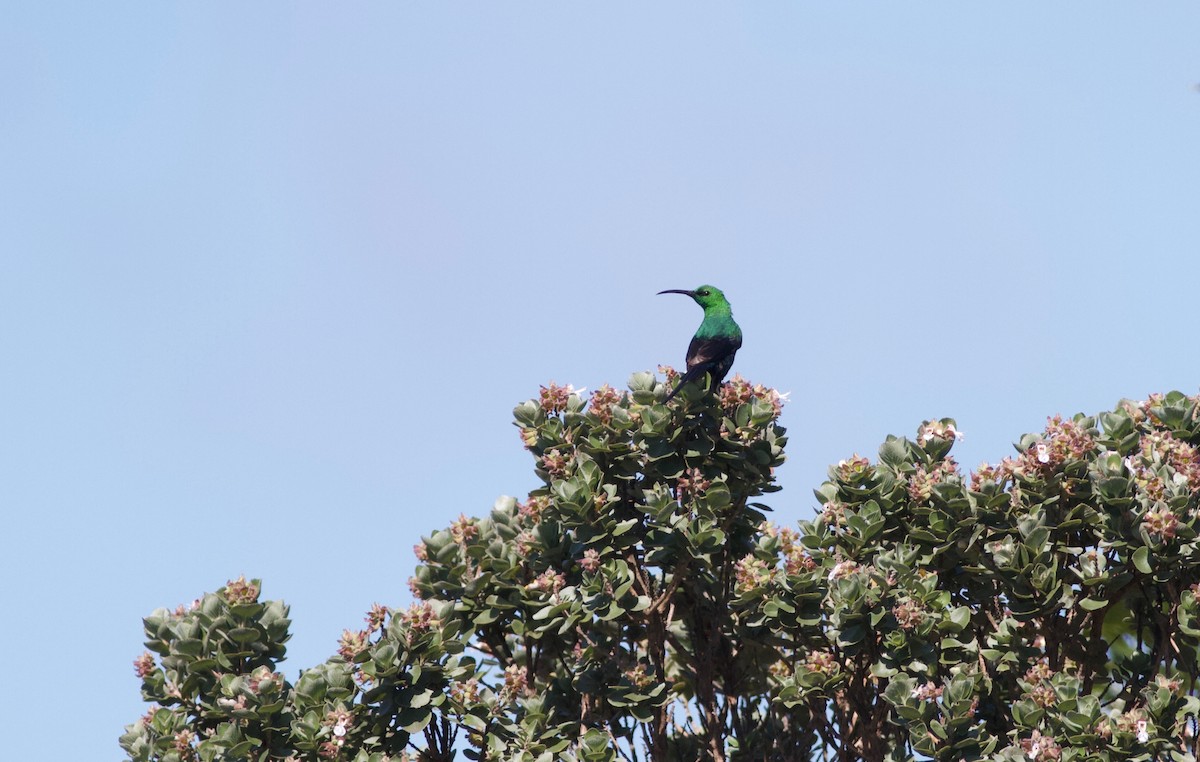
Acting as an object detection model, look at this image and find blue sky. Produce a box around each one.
[2,3,1198,756]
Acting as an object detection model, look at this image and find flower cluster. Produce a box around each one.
[525,569,565,596]
[515,530,537,557]
[1155,673,1183,693]
[1142,506,1180,542]
[891,598,927,631]
[835,455,872,484]
[827,559,860,582]
[1022,663,1056,707]
[1021,416,1096,473]
[718,374,787,416]
[541,450,569,478]
[970,461,1005,491]
[917,419,963,444]
[735,555,773,594]
[172,730,197,762]
[819,498,847,527]
[222,576,260,605]
[518,495,548,523]
[804,650,839,676]
[762,522,796,548]
[398,601,438,634]
[588,384,623,425]
[364,603,390,633]
[137,708,160,729]
[762,523,816,575]
[337,629,369,662]
[449,677,481,707]
[519,426,538,448]
[500,664,529,703]
[1019,729,1062,761]
[1128,461,1167,502]
[1110,708,1151,743]
[907,459,960,502]
[170,598,201,618]
[318,707,353,759]
[1140,432,1200,492]
[580,548,601,574]
[134,651,157,679]
[909,681,942,701]
[785,547,818,574]
[676,467,711,501]
[450,514,479,546]
[539,382,577,414]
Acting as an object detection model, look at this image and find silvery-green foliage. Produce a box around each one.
[123,382,1200,762]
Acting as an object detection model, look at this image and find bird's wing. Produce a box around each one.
[685,335,741,372]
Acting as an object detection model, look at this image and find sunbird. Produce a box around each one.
[657,285,743,403]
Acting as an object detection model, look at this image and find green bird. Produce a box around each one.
[657,284,743,403]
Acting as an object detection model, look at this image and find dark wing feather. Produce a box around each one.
[685,335,741,383]
[663,335,742,402]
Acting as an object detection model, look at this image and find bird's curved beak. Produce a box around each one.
[657,289,696,297]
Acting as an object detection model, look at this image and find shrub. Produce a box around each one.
[123,380,1200,762]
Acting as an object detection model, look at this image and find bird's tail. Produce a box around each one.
[663,368,708,403]
[662,380,685,403]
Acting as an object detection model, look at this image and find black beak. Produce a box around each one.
[657,289,696,297]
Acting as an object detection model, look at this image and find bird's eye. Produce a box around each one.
[698,290,709,296]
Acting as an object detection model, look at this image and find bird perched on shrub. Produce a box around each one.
[657,285,742,403]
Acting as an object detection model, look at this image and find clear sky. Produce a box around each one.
[2,3,1198,756]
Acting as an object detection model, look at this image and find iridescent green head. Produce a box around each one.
[656,284,732,313]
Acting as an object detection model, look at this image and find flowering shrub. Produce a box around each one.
[123,382,1200,761]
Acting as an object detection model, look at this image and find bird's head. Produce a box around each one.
[657,284,730,311]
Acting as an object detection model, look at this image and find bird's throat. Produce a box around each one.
[695,314,741,340]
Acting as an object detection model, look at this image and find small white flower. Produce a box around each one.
[1036,443,1050,463]
[920,421,964,442]
[333,722,347,738]
[1136,719,1149,743]
[1026,741,1040,759]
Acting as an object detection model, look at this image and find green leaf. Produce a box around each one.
[947,607,971,631]
[401,708,433,734]
[408,689,434,708]
[227,627,261,644]
[1078,597,1108,611]
[1133,546,1152,574]
[612,518,639,536]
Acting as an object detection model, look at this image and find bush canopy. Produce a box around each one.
[123,377,1200,762]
